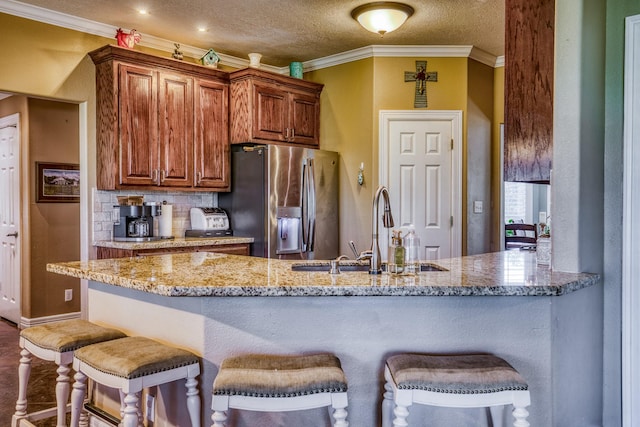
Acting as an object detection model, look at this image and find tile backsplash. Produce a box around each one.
[92,189,216,242]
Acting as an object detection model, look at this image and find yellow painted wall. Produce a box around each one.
[0,13,103,321]
[308,56,473,255]
[306,59,374,253]
[28,99,81,318]
[492,66,505,251]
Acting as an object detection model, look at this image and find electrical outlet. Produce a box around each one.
[146,394,155,422]
[473,200,483,214]
[64,289,73,302]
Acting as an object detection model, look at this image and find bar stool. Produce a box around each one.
[382,353,531,427]
[211,353,349,427]
[70,336,201,427]
[12,319,126,427]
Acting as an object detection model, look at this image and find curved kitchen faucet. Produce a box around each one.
[370,185,394,274]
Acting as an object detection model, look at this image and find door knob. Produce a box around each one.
[6,232,18,238]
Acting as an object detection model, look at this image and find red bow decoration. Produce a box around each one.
[115,28,141,49]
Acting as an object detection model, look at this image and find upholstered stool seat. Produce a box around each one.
[383,353,531,427]
[70,336,201,427]
[211,353,349,427]
[12,319,126,427]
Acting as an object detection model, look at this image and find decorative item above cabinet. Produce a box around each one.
[89,45,230,191]
[229,68,323,148]
[504,0,554,183]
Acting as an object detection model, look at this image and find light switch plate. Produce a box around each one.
[473,200,483,214]
[539,211,547,223]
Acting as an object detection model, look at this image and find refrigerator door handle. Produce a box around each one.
[307,158,316,252]
[301,160,309,252]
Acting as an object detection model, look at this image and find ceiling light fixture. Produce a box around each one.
[351,2,414,36]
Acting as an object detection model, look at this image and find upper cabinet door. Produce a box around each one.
[194,79,230,189]
[158,72,194,188]
[289,91,320,146]
[504,0,554,183]
[118,63,158,186]
[253,82,288,142]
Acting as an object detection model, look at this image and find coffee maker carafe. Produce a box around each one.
[113,204,162,240]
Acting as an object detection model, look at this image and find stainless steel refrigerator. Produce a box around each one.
[219,144,339,259]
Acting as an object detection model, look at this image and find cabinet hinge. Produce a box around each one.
[450,216,454,227]
[451,138,454,150]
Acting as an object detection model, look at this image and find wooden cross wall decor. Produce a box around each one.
[404,60,438,108]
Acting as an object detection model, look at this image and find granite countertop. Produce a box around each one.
[94,236,254,250]
[47,250,600,297]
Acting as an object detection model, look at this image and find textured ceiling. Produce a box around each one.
[14,0,505,66]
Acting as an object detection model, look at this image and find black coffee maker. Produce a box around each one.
[113,204,162,240]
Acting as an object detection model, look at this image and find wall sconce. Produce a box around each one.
[351,2,415,36]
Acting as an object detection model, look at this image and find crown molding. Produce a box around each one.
[302,44,500,72]
[0,0,283,73]
[0,0,501,72]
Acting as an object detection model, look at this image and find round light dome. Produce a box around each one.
[351,2,415,36]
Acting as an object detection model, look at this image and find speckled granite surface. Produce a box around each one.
[47,250,599,297]
[94,236,254,250]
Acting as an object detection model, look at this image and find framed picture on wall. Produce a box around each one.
[36,162,80,203]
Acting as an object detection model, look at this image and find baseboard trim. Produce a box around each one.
[20,312,81,329]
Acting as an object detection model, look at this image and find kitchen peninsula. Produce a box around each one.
[48,251,601,426]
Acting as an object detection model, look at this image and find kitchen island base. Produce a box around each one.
[86,279,602,427]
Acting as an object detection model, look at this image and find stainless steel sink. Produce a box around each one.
[291,262,447,273]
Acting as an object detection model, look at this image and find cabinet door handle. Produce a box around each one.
[290,128,295,140]
[284,128,290,140]
[196,171,202,184]
[160,170,166,183]
[6,232,18,238]
[152,169,158,183]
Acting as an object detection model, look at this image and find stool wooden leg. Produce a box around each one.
[381,380,395,427]
[70,371,87,427]
[392,403,410,427]
[55,363,71,427]
[332,406,348,427]
[122,393,140,427]
[211,410,227,427]
[512,406,529,427]
[330,392,348,427]
[185,375,201,427]
[13,348,32,421]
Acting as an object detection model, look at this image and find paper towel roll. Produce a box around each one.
[158,204,173,237]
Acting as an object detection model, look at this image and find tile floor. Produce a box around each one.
[0,318,62,427]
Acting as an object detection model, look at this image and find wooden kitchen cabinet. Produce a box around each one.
[229,68,322,147]
[96,243,250,259]
[194,78,230,189]
[504,0,554,183]
[90,45,230,191]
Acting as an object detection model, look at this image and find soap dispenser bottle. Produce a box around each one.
[388,230,405,274]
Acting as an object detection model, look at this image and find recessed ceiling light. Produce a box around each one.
[198,27,208,32]
[138,9,148,15]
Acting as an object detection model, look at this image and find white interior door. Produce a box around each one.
[380,110,462,261]
[0,113,21,324]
